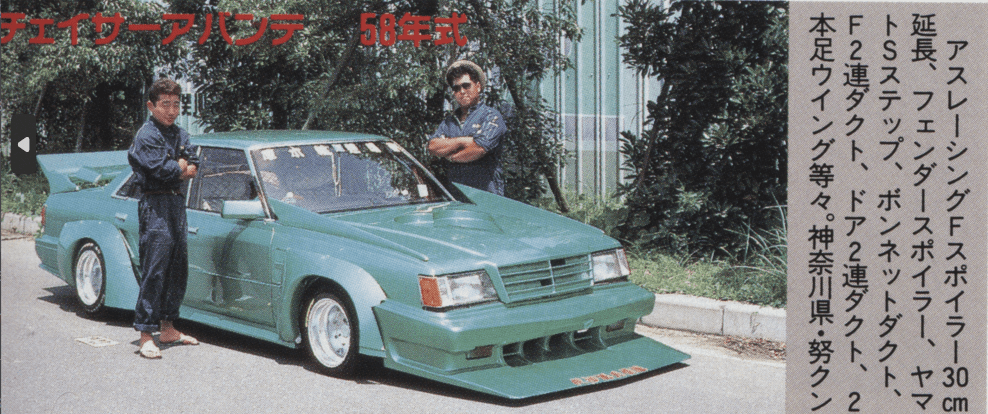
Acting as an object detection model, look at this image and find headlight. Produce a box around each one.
[419,270,498,310]
[592,248,631,283]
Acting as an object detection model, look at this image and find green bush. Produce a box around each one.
[536,192,787,308]
[616,0,788,258]
[1,156,49,216]
[534,191,627,240]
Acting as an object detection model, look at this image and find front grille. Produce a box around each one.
[499,254,593,302]
[502,327,606,367]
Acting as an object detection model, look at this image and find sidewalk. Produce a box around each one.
[1,211,41,235]
[2,211,786,342]
[641,294,786,343]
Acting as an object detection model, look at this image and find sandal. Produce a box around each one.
[139,340,162,359]
[165,333,199,346]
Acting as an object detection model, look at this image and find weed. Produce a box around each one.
[536,192,787,308]
[1,156,49,216]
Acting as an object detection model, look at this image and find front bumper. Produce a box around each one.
[372,282,690,399]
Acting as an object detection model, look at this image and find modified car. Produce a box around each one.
[35,131,688,399]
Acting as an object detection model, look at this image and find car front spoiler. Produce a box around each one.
[373,283,690,399]
[415,334,688,399]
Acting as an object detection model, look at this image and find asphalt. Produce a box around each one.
[0,211,786,343]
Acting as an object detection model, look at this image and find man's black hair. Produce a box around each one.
[148,78,182,104]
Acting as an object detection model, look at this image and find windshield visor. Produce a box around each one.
[251,142,451,213]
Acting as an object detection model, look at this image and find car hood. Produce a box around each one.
[335,203,613,266]
[268,197,617,272]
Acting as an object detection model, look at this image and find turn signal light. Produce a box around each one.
[419,277,443,308]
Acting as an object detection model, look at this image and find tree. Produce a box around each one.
[179,0,579,205]
[1,0,188,153]
[616,0,788,256]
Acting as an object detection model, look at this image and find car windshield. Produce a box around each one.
[251,142,452,213]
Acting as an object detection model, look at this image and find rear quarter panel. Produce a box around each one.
[36,184,140,310]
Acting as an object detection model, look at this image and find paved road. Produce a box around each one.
[2,237,784,413]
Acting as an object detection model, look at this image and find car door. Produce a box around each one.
[110,172,192,281]
[184,146,277,327]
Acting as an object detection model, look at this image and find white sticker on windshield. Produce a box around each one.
[261,149,277,160]
[288,147,305,158]
[332,144,345,152]
[417,184,429,198]
[365,142,382,153]
[314,145,332,156]
[386,142,402,152]
[344,143,361,154]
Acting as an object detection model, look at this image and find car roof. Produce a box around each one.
[190,130,389,150]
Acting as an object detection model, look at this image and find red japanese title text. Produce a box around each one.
[1,12,304,46]
[360,12,468,47]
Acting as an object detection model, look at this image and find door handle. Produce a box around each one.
[188,226,199,235]
[115,213,127,222]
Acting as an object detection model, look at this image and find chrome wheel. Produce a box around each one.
[74,242,106,314]
[306,293,355,370]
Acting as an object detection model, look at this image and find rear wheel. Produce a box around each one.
[302,291,360,377]
[74,242,107,316]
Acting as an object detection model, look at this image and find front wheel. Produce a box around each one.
[303,292,360,377]
[74,242,107,316]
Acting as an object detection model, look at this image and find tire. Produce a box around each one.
[74,242,107,316]
[302,291,360,377]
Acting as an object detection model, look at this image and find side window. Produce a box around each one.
[188,147,257,212]
[116,172,191,200]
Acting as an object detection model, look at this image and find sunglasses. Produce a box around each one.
[451,81,473,93]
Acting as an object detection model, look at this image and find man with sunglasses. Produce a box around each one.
[427,60,508,196]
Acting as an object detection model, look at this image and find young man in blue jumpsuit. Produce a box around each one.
[127,78,200,359]
[427,60,508,196]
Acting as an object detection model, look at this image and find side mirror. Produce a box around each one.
[221,199,266,220]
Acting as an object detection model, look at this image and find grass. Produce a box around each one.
[535,192,787,308]
[629,250,787,309]
[1,157,49,216]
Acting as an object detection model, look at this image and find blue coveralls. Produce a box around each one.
[127,116,199,333]
[429,101,508,196]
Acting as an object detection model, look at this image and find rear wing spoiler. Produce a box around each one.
[36,151,130,194]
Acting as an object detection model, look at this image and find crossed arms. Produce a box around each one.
[427,135,487,163]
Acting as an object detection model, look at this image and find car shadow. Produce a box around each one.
[39,285,688,404]
[38,285,134,327]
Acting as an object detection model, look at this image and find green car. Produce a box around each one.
[35,131,688,399]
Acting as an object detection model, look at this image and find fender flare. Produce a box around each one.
[57,221,140,310]
[278,248,388,357]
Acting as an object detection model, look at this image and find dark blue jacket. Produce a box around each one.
[429,102,507,195]
[127,117,199,193]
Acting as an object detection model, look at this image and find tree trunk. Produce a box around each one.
[465,0,570,212]
[302,33,361,130]
[33,83,48,117]
[74,102,87,153]
[632,80,669,195]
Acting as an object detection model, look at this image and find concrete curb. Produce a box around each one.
[1,212,41,235]
[641,293,786,342]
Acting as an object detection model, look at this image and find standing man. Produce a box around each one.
[428,60,508,196]
[128,78,200,359]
